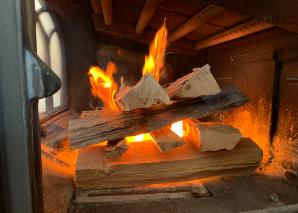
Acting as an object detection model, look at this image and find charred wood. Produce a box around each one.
[68,87,248,149]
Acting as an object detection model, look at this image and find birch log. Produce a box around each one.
[187,121,242,152]
[165,64,221,99]
[115,74,171,111]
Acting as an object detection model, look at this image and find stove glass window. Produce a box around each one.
[35,0,67,119]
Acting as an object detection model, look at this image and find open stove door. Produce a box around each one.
[0,0,61,212]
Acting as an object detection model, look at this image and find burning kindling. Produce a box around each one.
[69,22,262,190]
[88,62,119,113]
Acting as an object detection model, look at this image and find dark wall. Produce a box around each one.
[58,2,98,112]
[201,28,298,170]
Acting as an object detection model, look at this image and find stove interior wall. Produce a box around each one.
[274,58,298,172]
[201,28,298,173]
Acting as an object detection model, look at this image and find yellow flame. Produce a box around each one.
[88,62,119,112]
[142,20,168,81]
[87,22,189,144]
[170,121,184,137]
[125,133,153,143]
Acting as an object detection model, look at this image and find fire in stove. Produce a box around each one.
[67,21,262,194]
[87,21,187,144]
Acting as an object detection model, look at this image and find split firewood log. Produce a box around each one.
[187,120,242,152]
[76,138,262,189]
[165,64,221,99]
[115,74,171,111]
[105,139,128,158]
[150,126,185,152]
[80,110,105,118]
[69,87,248,149]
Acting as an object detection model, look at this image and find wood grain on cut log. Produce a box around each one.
[186,121,242,152]
[80,110,106,118]
[68,87,248,149]
[115,74,171,111]
[165,64,221,99]
[150,126,185,152]
[105,139,128,158]
[75,138,262,189]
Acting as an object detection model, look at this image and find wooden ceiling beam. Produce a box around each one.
[100,0,113,25]
[199,0,298,34]
[195,19,274,50]
[93,14,197,56]
[90,0,102,14]
[136,0,162,34]
[169,5,224,43]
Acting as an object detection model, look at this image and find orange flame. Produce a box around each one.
[140,21,191,141]
[87,22,191,143]
[88,62,119,112]
[142,20,168,81]
[125,20,168,142]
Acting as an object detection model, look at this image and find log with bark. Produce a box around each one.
[186,121,242,152]
[68,87,248,149]
[115,74,171,111]
[150,126,185,152]
[75,137,262,189]
[165,64,221,99]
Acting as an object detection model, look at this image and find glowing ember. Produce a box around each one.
[125,133,153,143]
[171,121,184,137]
[88,62,119,112]
[142,20,168,81]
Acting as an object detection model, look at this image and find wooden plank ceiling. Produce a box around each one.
[89,0,278,54]
[48,0,298,54]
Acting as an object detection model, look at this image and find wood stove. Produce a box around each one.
[0,0,297,212]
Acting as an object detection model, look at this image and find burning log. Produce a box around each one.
[165,64,221,99]
[187,121,242,152]
[150,126,185,152]
[75,138,262,189]
[115,74,171,111]
[68,86,248,149]
[105,139,128,158]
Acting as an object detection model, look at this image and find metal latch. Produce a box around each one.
[24,48,61,100]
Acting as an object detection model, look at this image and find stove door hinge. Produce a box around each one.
[24,48,61,100]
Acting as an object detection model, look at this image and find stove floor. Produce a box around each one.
[70,175,297,213]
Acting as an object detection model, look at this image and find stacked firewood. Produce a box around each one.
[68,64,248,157]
